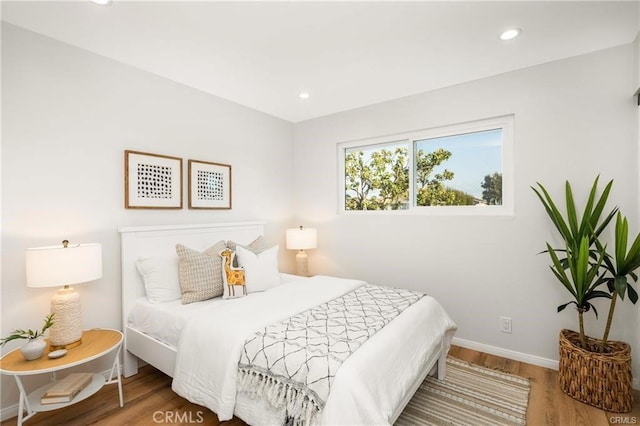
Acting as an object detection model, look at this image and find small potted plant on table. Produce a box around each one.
[1,314,55,360]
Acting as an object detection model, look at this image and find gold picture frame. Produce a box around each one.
[188,159,232,209]
[124,150,183,209]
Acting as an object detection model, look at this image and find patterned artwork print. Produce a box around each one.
[197,170,224,201]
[137,163,172,199]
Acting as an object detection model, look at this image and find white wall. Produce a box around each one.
[293,44,639,374]
[1,23,294,412]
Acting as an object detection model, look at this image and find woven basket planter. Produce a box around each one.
[558,329,632,412]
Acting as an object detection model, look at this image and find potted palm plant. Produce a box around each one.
[597,213,640,351]
[533,176,638,413]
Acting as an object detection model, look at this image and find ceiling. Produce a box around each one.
[2,1,639,123]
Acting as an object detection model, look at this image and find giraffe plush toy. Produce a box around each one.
[219,248,247,298]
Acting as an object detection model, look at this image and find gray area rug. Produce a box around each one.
[396,356,531,425]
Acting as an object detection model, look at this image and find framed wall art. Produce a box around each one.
[188,159,232,209]
[124,150,183,209]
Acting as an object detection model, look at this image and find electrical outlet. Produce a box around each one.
[500,316,512,333]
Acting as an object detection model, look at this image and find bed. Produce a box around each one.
[120,222,457,425]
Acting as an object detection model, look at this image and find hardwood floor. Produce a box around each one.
[447,346,640,426]
[2,345,639,425]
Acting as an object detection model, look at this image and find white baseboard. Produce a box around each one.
[0,367,121,422]
[452,336,640,390]
[0,404,17,423]
[452,337,559,369]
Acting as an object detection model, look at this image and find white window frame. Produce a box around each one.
[337,115,514,215]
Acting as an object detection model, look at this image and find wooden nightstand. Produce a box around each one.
[0,328,123,426]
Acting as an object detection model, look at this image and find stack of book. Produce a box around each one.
[40,372,93,404]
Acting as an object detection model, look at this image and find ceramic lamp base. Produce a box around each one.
[49,286,82,348]
[295,250,310,277]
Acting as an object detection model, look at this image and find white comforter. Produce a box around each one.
[171,275,457,425]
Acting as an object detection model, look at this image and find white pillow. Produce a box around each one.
[236,245,281,292]
[135,256,181,303]
[227,236,267,267]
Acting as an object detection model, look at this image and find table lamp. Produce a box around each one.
[25,240,102,350]
[286,226,317,277]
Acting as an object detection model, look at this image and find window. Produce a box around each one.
[344,141,409,211]
[338,116,513,214]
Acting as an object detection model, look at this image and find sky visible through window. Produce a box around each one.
[416,128,502,199]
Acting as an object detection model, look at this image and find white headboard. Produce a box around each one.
[119,222,265,328]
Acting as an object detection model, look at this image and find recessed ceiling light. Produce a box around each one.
[298,92,310,100]
[500,28,522,41]
[91,0,112,5]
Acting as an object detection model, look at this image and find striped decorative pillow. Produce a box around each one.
[175,240,226,304]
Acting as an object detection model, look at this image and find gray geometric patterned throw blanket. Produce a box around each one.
[237,284,424,425]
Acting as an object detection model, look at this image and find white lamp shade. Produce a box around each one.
[25,243,102,288]
[286,227,318,250]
